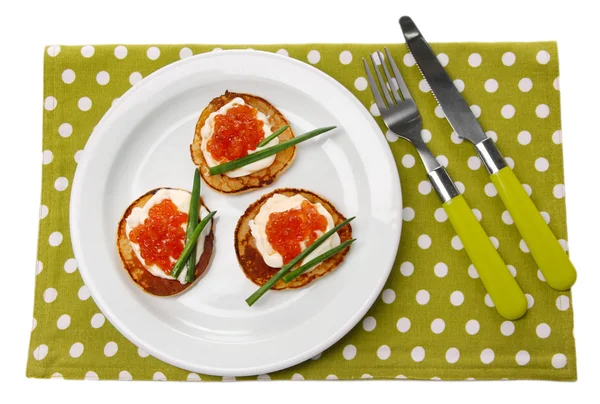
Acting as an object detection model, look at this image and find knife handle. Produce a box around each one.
[490,166,577,290]
[443,194,528,320]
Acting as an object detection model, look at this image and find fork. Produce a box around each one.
[363,49,527,320]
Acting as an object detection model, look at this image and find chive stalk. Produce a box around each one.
[257,125,289,147]
[282,239,356,283]
[184,169,201,283]
[171,210,217,279]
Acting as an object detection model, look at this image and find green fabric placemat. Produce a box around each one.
[27,43,576,381]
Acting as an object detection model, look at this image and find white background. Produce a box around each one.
[0,0,598,402]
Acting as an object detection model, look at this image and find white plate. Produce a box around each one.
[70,50,402,377]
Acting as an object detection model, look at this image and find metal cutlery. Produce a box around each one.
[400,16,577,291]
[363,49,527,320]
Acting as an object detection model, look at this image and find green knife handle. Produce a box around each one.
[491,166,577,290]
[444,194,528,320]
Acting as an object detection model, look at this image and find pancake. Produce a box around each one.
[190,91,296,194]
[235,188,352,289]
[116,188,214,296]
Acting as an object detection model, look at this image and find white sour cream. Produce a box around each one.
[200,97,278,178]
[125,189,212,285]
[249,194,340,270]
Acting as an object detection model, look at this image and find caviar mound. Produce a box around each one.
[234,188,353,290]
[190,91,296,194]
[117,188,214,296]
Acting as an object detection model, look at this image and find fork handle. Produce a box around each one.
[443,194,528,320]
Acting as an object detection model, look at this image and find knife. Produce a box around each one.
[400,16,577,291]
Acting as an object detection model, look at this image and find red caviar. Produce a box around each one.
[207,104,265,162]
[265,201,328,265]
[129,199,188,273]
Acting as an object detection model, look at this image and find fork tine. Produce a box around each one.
[385,47,412,101]
[362,58,387,112]
[380,53,403,103]
[370,52,395,106]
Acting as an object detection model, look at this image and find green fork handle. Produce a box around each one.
[491,167,577,290]
[444,194,528,320]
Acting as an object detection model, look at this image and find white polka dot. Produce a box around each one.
[507,265,517,277]
[212,48,223,52]
[33,344,48,361]
[523,184,533,196]
[369,103,380,116]
[58,123,72,138]
[526,294,535,308]
[74,150,83,164]
[78,97,92,111]
[471,208,482,221]
[451,235,463,250]
[556,295,570,311]
[402,154,416,168]
[147,46,160,60]
[371,51,384,65]
[518,131,532,145]
[44,96,57,111]
[411,346,425,362]
[501,104,515,119]
[153,372,167,381]
[54,177,68,191]
[114,45,128,59]
[466,320,480,335]
[552,130,562,144]
[536,104,550,118]
[396,375,407,379]
[518,78,533,92]
[273,48,288,57]
[354,77,367,91]
[505,157,515,169]
[419,79,430,92]
[537,50,551,64]
[382,289,396,304]
[256,374,270,381]
[397,317,411,333]
[178,47,193,59]
[554,77,560,91]
[501,321,515,336]
[518,239,529,253]
[403,53,415,66]
[361,374,373,379]
[480,349,495,364]
[47,45,61,57]
[363,316,376,331]
[553,184,565,199]
[552,354,567,369]
[64,258,78,273]
[437,53,449,66]
[342,344,357,360]
[62,69,75,84]
[437,155,449,167]
[536,323,551,338]
[484,294,495,307]
[535,157,549,172]
[96,71,110,85]
[450,291,465,306]
[32,318,37,330]
[119,371,133,381]
[339,50,352,64]
[57,314,70,330]
[70,342,84,358]
[48,232,63,246]
[325,374,337,380]
[484,79,498,93]
[81,45,94,58]
[36,260,43,275]
[137,347,149,358]
[467,156,481,170]
[129,72,142,86]
[435,105,445,118]
[400,261,414,277]
[446,348,460,364]
[402,207,415,221]
[468,265,479,279]
[416,290,430,305]
[418,234,432,249]
[307,50,320,64]
[468,53,482,67]
[42,150,53,165]
[431,318,445,334]
[538,269,546,282]
[91,313,105,328]
[51,373,63,379]
[502,52,516,66]
[434,262,448,277]
[85,371,99,380]
[486,131,498,142]
[516,350,530,366]
[418,180,432,195]
[291,373,304,380]
[421,129,432,143]
[377,345,391,360]
[451,131,463,144]
[385,130,398,143]
[490,236,500,249]
[434,207,448,223]
[453,79,465,92]
[104,341,118,357]
[484,183,497,197]
[469,105,481,118]
[78,285,90,300]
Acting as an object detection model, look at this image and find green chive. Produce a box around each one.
[257,125,289,148]
[209,126,337,176]
[171,210,217,279]
[246,216,354,307]
[282,239,356,283]
[184,169,201,284]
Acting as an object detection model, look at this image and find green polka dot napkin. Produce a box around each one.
[28,42,576,381]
